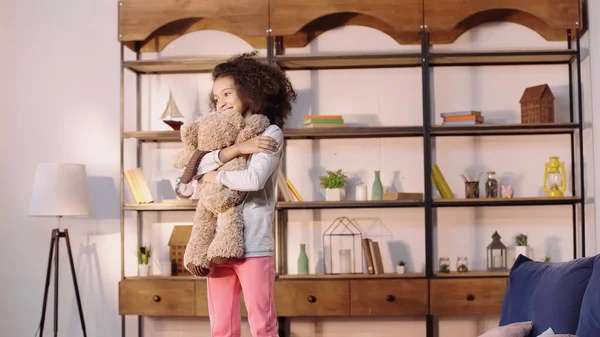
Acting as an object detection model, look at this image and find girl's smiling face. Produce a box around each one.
[212,76,248,117]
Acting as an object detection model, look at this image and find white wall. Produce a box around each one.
[1,1,598,337]
[1,0,122,336]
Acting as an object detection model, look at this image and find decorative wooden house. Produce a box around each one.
[168,225,192,276]
[519,84,555,123]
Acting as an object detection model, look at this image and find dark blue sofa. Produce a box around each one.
[499,253,600,337]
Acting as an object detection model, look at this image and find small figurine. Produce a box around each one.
[501,185,514,198]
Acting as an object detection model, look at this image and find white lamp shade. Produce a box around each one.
[29,163,92,217]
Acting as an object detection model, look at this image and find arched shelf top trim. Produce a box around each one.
[424,0,582,44]
[269,0,423,45]
[280,12,422,48]
[118,0,269,52]
[123,18,268,53]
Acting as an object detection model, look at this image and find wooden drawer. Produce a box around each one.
[274,280,350,316]
[430,278,507,316]
[119,279,195,316]
[350,279,429,316]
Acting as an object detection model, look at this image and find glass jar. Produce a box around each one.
[485,171,498,198]
[439,257,450,273]
[457,257,469,272]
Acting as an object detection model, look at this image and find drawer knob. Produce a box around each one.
[307,295,317,303]
[153,295,161,302]
[386,295,396,302]
[466,294,475,301]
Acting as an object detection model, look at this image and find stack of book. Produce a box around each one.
[441,110,483,125]
[304,115,345,128]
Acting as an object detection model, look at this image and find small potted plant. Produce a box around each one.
[515,233,528,258]
[396,261,406,274]
[320,169,347,201]
[137,246,153,276]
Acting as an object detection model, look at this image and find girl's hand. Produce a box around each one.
[235,136,278,155]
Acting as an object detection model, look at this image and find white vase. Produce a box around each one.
[515,246,527,258]
[138,264,150,276]
[326,188,344,201]
[396,265,405,274]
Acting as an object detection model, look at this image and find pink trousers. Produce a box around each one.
[207,256,278,337]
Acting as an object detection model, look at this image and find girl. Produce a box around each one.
[188,51,296,337]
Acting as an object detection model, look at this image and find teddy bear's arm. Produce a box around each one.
[180,150,210,184]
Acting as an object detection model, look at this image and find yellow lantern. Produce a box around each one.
[543,156,566,197]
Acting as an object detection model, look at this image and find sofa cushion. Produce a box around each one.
[575,254,600,337]
[537,327,555,336]
[499,254,595,336]
[478,321,533,337]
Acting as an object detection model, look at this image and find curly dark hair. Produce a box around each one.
[209,51,297,128]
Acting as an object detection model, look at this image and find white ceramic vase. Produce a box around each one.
[138,264,150,277]
[326,188,344,201]
[515,245,527,258]
[396,265,405,274]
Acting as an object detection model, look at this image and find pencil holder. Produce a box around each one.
[465,181,479,198]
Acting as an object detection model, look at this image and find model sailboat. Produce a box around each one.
[161,90,185,130]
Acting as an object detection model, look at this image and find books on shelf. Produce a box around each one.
[431,164,454,199]
[362,238,384,274]
[440,110,483,125]
[277,168,302,201]
[124,168,154,204]
[304,115,346,128]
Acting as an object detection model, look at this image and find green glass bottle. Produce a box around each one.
[297,244,308,275]
[372,170,383,200]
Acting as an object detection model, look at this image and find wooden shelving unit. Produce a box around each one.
[117,1,587,337]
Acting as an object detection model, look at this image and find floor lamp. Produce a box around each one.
[29,163,92,337]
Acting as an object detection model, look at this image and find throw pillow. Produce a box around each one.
[538,327,555,336]
[575,254,600,337]
[499,254,595,336]
[478,321,533,337]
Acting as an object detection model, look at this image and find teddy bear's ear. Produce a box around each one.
[180,120,200,149]
[172,149,194,169]
[173,119,201,169]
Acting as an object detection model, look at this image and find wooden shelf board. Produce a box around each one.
[274,53,422,70]
[430,50,576,66]
[283,126,423,139]
[124,202,197,211]
[434,271,509,278]
[123,57,266,74]
[276,200,424,210]
[433,196,581,207]
[123,131,181,142]
[277,272,426,280]
[124,126,424,142]
[431,122,579,136]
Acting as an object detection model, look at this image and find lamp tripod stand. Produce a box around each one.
[39,223,87,337]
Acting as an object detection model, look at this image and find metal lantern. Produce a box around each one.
[543,156,567,197]
[322,216,363,274]
[487,231,508,272]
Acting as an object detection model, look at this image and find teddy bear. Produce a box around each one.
[173,110,271,276]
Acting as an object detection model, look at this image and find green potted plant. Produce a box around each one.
[396,260,406,274]
[320,169,347,201]
[137,245,153,276]
[515,233,528,258]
